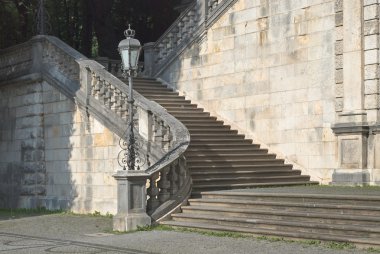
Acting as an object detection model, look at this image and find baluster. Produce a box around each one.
[152,116,162,143]
[104,82,112,108]
[120,92,128,120]
[171,27,180,47]
[90,73,97,96]
[182,16,189,39]
[162,124,171,150]
[187,10,195,34]
[161,38,169,58]
[154,47,161,64]
[110,85,117,111]
[168,160,179,194]
[158,166,171,203]
[177,21,185,45]
[98,79,106,102]
[208,0,214,14]
[178,156,187,187]
[113,88,122,116]
[93,76,101,99]
[147,172,160,213]
[167,33,174,55]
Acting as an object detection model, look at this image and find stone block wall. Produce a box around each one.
[0,79,120,214]
[160,0,337,183]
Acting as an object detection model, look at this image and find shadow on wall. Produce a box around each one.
[0,80,81,211]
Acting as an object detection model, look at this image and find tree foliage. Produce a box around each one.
[0,0,179,58]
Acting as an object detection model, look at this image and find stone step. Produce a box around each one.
[181,121,226,127]
[155,102,198,108]
[180,205,380,227]
[134,78,157,82]
[144,90,180,96]
[185,147,267,155]
[188,143,261,149]
[188,164,294,172]
[187,129,238,135]
[193,174,310,187]
[133,87,179,96]
[161,221,380,247]
[133,87,170,96]
[190,170,302,178]
[133,81,164,85]
[192,181,314,192]
[189,139,255,146]
[167,108,205,114]
[144,94,186,100]
[186,158,284,166]
[151,98,192,103]
[174,115,218,121]
[186,153,276,160]
[176,118,222,124]
[190,136,247,142]
[170,112,211,118]
[199,191,380,207]
[192,175,310,186]
[187,198,380,216]
[170,213,380,238]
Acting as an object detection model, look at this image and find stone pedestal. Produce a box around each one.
[142,42,156,77]
[112,171,151,231]
[331,123,370,185]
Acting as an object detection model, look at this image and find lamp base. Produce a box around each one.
[113,212,151,232]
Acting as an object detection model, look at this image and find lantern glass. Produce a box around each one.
[118,38,141,71]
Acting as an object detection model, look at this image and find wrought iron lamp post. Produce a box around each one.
[118,25,142,171]
[113,26,151,232]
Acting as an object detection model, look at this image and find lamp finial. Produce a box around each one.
[124,24,135,38]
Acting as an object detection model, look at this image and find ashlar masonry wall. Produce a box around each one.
[160,0,337,183]
[0,78,120,214]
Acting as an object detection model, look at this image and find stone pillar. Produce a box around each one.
[332,0,370,185]
[113,171,151,231]
[340,0,366,122]
[142,42,156,77]
[94,57,109,71]
[30,36,44,73]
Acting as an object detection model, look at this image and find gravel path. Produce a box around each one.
[0,213,376,254]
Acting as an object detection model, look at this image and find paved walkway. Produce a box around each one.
[0,213,376,254]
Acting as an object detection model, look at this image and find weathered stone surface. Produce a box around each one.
[364,4,379,21]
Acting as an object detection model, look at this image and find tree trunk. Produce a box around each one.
[91,0,119,59]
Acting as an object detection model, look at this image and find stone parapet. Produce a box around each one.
[0,35,191,219]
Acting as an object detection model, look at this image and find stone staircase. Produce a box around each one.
[132,78,316,194]
[132,78,380,247]
[162,189,380,247]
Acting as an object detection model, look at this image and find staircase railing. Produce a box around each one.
[0,35,191,222]
[143,0,237,77]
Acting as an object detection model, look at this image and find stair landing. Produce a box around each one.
[162,186,380,247]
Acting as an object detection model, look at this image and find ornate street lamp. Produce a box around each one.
[118,25,142,171]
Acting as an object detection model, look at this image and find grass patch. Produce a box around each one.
[325,241,355,250]
[367,247,380,253]
[0,207,64,218]
[0,208,113,219]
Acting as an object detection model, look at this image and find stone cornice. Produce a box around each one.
[331,122,380,135]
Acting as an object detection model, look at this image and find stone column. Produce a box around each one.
[113,171,151,231]
[332,0,370,185]
[340,0,366,122]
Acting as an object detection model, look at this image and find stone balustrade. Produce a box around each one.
[0,35,191,224]
[0,41,32,81]
[143,0,235,77]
